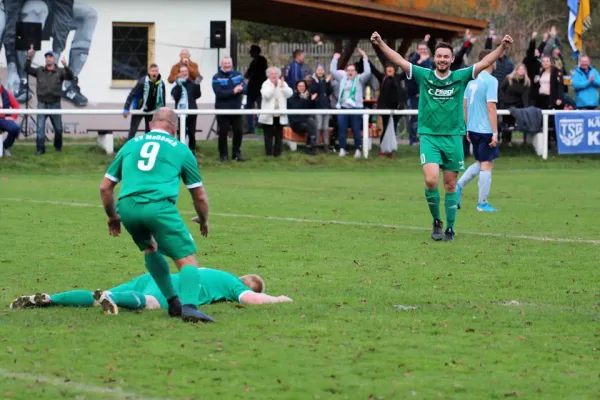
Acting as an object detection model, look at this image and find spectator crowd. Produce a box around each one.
[1,26,599,159]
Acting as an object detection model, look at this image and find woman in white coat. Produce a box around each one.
[259,67,293,157]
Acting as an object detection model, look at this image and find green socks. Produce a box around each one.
[425,188,441,222]
[109,292,147,310]
[50,290,95,307]
[445,191,458,230]
[144,252,177,300]
[179,265,201,306]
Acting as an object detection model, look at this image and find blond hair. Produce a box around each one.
[240,274,265,293]
[508,63,531,87]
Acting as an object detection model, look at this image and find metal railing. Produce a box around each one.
[0,108,555,159]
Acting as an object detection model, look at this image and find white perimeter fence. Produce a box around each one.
[0,109,555,159]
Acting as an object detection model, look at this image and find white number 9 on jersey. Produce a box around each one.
[138,142,160,171]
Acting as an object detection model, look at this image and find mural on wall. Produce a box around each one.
[0,0,98,107]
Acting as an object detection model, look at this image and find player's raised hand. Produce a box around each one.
[370,31,382,46]
[107,216,121,237]
[501,35,513,50]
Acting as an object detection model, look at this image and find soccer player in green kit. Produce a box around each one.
[10,268,293,313]
[99,107,213,323]
[370,31,513,241]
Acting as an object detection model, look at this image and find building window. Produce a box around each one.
[112,22,155,84]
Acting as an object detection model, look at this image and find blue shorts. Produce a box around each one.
[469,132,499,162]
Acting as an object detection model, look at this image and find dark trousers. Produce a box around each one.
[178,115,197,151]
[128,114,152,140]
[501,115,516,143]
[0,118,20,149]
[263,118,283,157]
[407,95,419,145]
[290,119,318,147]
[381,115,400,144]
[36,101,63,152]
[217,115,243,158]
[337,113,362,150]
[245,92,261,133]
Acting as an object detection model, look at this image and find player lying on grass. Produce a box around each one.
[10,268,292,314]
[370,31,512,241]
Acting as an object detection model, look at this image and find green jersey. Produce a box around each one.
[410,64,475,136]
[133,268,252,306]
[105,130,202,203]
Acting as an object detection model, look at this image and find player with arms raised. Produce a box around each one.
[371,31,512,241]
[99,107,214,323]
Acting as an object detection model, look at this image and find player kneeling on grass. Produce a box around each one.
[457,50,499,213]
[10,267,292,314]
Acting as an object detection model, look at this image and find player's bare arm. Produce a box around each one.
[189,186,209,237]
[99,177,121,237]
[370,32,411,74]
[239,292,293,305]
[474,35,513,77]
[463,98,469,141]
[487,102,498,148]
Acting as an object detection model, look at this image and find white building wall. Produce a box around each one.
[0,0,232,106]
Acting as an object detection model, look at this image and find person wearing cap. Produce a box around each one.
[25,46,74,156]
[244,45,268,134]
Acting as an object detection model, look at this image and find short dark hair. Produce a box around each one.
[417,41,428,48]
[478,49,493,61]
[434,42,453,54]
[293,50,303,58]
[148,63,158,69]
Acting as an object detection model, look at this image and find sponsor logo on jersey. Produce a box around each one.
[427,88,455,98]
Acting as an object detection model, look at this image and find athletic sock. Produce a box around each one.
[144,252,177,300]
[458,162,481,188]
[478,171,492,204]
[108,291,147,310]
[445,191,458,230]
[425,187,441,222]
[50,290,95,307]
[179,265,201,306]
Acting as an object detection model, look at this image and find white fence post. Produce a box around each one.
[542,113,549,161]
[179,113,187,143]
[362,112,369,159]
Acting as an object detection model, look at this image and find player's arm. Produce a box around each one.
[370,32,411,74]
[182,151,209,237]
[486,78,499,146]
[474,35,513,77]
[101,150,125,236]
[463,97,468,127]
[239,291,293,305]
[189,186,209,237]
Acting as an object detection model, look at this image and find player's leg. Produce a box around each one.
[10,290,95,309]
[440,135,466,241]
[457,132,482,209]
[420,135,443,240]
[117,198,180,317]
[148,202,215,323]
[476,134,499,212]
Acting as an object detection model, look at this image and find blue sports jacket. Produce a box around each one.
[212,69,246,109]
[571,66,600,109]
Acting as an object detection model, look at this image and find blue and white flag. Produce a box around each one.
[567,0,579,58]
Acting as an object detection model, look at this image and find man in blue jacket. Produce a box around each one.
[212,56,246,162]
[571,55,600,110]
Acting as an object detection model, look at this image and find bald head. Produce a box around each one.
[150,107,178,135]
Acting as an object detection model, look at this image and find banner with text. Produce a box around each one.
[555,111,600,154]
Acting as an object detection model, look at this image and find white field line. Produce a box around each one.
[0,368,169,400]
[2,197,599,245]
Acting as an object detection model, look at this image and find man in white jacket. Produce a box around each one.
[258,66,293,157]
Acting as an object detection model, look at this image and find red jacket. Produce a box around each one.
[0,85,19,120]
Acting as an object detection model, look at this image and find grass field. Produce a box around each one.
[0,141,599,400]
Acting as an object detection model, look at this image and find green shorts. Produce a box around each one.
[419,134,465,172]
[108,273,169,309]
[117,197,196,260]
